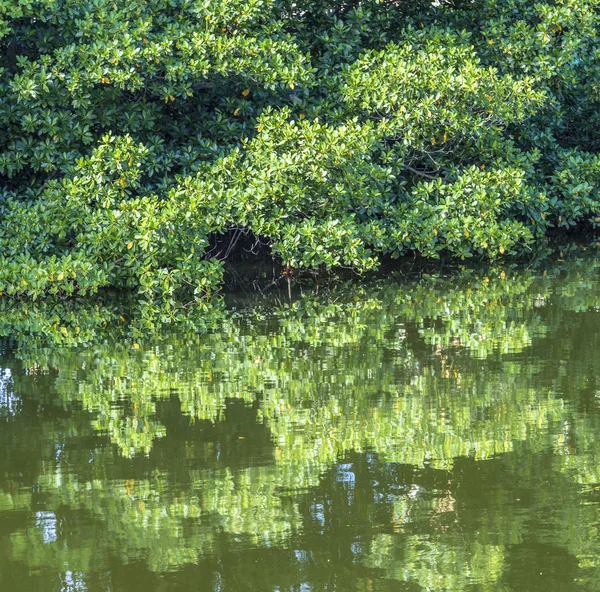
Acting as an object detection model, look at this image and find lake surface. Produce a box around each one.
[2,248,600,591]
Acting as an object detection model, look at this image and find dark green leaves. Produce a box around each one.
[2,0,600,302]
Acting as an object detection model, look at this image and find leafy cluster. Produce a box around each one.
[2,0,600,301]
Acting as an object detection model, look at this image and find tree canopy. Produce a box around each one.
[2,0,600,303]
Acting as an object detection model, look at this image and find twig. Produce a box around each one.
[404,165,440,179]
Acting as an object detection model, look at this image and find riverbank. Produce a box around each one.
[2,239,597,351]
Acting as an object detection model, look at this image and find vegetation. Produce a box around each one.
[2,0,600,305]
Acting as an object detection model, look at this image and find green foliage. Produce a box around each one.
[2,0,600,299]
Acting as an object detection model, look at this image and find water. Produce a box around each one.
[2,250,600,591]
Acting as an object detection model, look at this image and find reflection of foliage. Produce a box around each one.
[366,535,507,591]
[0,289,227,351]
[3,249,600,588]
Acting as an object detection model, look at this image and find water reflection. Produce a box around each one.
[1,249,600,589]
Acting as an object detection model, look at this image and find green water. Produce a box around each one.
[3,251,600,591]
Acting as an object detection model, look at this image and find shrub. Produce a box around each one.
[1,0,600,302]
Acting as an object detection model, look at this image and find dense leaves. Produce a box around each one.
[2,0,600,300]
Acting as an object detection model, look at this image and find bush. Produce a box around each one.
[2,0,600,303]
